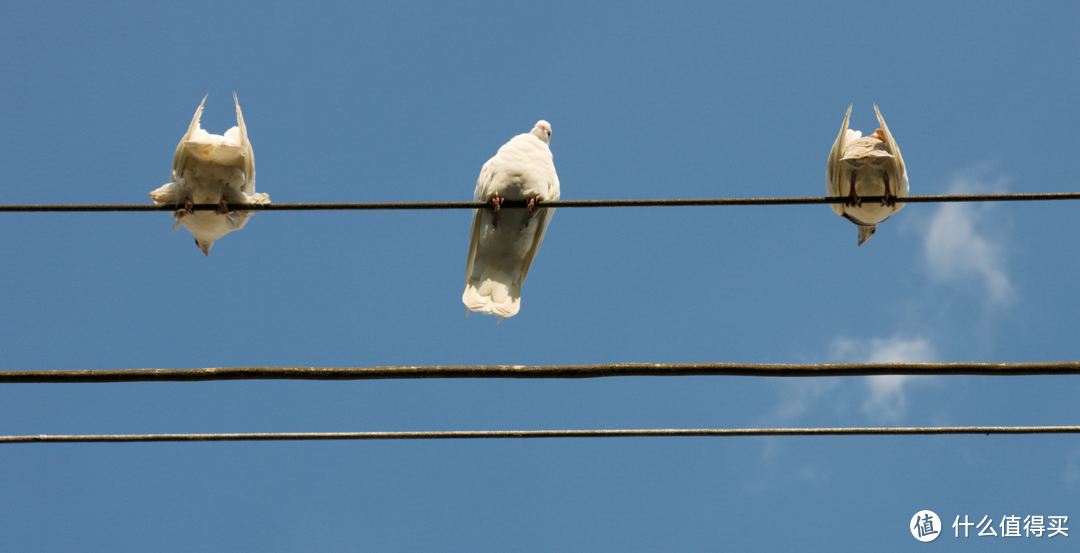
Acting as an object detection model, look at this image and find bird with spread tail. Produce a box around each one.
[149,94,270,256]
[827,105,908,246]
[463,121,561,321]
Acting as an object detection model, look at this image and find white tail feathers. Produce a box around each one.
[462,268,521,319]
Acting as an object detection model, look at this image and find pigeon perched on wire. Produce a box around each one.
[827,105,908,246]
[149,94,269,256]
[463,121,561,320]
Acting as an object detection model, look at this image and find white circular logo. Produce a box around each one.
[911,510,941,542]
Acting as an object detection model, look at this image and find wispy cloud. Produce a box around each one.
[921,168,1015,306]
[753,377,842,485]
[831,335,937,422]
[764,379,841,425]
[754,335,935,476]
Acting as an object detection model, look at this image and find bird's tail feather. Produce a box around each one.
[462,267,521,319]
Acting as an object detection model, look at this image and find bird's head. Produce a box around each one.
[857,225,877,246]
[195,237,214,256]
[531,120,552,144]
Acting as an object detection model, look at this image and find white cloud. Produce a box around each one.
[921,169,1015,306]
[830,335,937,422]
[830,336,936,364]
[767,379,841,424]
[756,379,841,464]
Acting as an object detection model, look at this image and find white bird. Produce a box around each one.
[827,104,908,246]
[463,121,561,320]
[149,94,269,256]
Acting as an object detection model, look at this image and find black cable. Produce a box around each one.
[4,426,1077,444]
[2,362,1078,384]
[2,192,1079,212]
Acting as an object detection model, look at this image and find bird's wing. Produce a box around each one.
[233,92,257,196]
[519,170,559,286]
[826,105,852,216]
[473,157,497,202]
[464,209,483,285]
[874,104,908,196]
[518,207,553,287]
[149,182,180,206]
[465,162,495,284]
[173,95,206,179]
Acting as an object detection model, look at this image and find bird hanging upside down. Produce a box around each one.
[826,104,909,246]
[149,94,270,256]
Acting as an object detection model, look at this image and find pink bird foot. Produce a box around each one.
[217,199,230,215]
[490,196,504,228]
[845,172,861,208]
[880,172,895,207]
[522,196,543,229]
[184,201,194,216]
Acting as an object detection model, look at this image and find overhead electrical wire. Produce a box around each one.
[2,192,1080,212]
[3,426,1078,444]
[2,361,1078,384]
[4,192,1077,444]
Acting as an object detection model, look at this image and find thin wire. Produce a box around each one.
[3,362,1079,384]
[3,426,1077,444]
[2,192,1080,212]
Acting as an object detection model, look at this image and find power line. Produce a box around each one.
[3,426,1077,444]
[3,361,1078,384]
[2,192,1080,212]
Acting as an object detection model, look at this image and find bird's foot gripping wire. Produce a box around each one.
[522,196,543,229]
[845,172,861,208]
[880,172,894,207]
[490,196,504,228]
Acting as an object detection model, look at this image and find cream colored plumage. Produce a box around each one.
[149,94,269,256]
[463,121,560,320]
[826,105,908,246]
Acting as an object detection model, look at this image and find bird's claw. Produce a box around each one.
[217,199,230,215]
[522,196,543,229]
[880,193,894,208]
[845,171,861,208]
[184,201,194,216]
[490,197,504,228]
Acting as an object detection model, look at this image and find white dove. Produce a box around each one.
[826,104,908,246]
[463,120,561,320]
[149,94,269,256]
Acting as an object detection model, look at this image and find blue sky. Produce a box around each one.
[1,1,1078,550]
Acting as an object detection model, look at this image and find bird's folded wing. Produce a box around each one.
[826,105,852,216]
[873,104,907,195]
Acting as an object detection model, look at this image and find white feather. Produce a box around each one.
[463,121,560,319]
